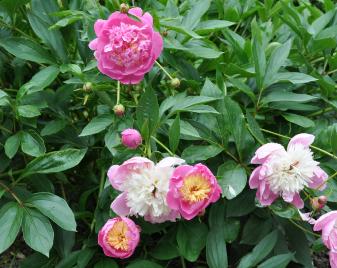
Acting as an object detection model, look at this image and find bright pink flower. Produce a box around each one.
[89,7,163,84]
[108,157,184,223]
[121,128,142,149]
[98,217,140,259]
[166,164,222,220]
[249,133,328,208]
[314,211,337,252]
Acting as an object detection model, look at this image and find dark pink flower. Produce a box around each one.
[89,7,163,84]
[121,128,142,149]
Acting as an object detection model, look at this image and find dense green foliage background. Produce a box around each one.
[0,0,337,267]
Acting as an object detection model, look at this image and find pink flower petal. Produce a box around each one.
[291,193,304,209]
[308,166,328,190]
[314,211,337,231]
[110,193,130,216]
[157,157,185,168]
[287,133,315,150]
[251,143,284,164]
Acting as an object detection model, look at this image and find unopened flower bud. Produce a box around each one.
[121,129,142,149]
[113,104,125,117]
[120,3,129,13]
[83,82,92,92]
[162,30,168,37]
[170,78,180,88]
[318,195,327,206]
[311,197,325,210]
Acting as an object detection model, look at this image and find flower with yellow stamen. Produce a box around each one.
[98,217,140,259]
[167,164,222,220]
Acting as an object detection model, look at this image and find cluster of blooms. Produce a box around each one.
[89,5,334,266]
[98,129,222,258]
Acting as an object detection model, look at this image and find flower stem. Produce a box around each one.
[116,81,121,105]
[289,219,320,238]
[180,256,187,268]
[260,128,337,161]
[155,61,174,80]
[151,136,174,156]
[0,181,23,206]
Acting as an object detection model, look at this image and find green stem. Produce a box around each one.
[116,81,121,105]
[180,256,187,268]
[0,181,23,206]
[90,171,105,232]
[0,125,12,134]
[151,136,174,156]
[260,128,337,161]
[155,61,174,80]
[0,169,23,179]
[289,219,320,238]
[308,107,333,117]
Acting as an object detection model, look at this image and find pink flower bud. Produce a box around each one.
[114,104,125,117]
[98,217,140,259]
[318,195,327,206]
[121,129,142,149]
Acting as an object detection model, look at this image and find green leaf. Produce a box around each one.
[0,37,55,64]
[257,253,294,268]
[41,120,67,136]
[219,164,247,199]
[127,260,163,268]
[0,202,23,254]
[181,145,223,163]
[177,220,208,262]
[21,131,46,157]
[171,96,218,115]
[224,219,240,243]
[150,230,179,260]
[160,20,202,39]
[272,72,317,84]
[22,208,54,257]
[207,202,228,268]
[18,66,60,97]
[104,129,121,155]
[282,113,315,128]
[4,133,21,159]
[227,190,255,217]
[17,105,41,118]
[94,259,118,268]
[27,7,67,61]
[264,40,292,87]
[21,148,87,178]
[182,0,211,30]
[241,216,273,245]
[263,91,317,103]
[79,114,114,137]
[26,192,76,231]
[178,104,219,114]
[238,231,278,268]
[169,114,180,153]
[136,87,159,140]
[246,112,266,144]
[188,47,223,59]
[252,37,266,90]
[195,20,235,34]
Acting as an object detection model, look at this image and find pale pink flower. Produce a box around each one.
[108,157,185,223]
[98,217,140,259]
[89,7,163,84]
[249,133,328,208]
[314,211,337,252]
[330,251,337,268]
[121,129,142,149]
[166,164,222,220]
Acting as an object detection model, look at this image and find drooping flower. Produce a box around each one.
[109,157,185,223]
[314,211,337,267]
[121,128,142,149]
[249,133,328,208]
[89,7,163,84]
[98,217,140,259]
[166,164,222,220]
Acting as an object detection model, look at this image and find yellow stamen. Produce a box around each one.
[106,221,129,251]
[180,175,211,203]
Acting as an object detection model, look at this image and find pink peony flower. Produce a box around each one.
[108,156,185,223]
[89,7,163,84]
[121,128,142,149]
[249,133,328,208]
[98,216,140,259]
[314,211,337,252]
[330,252,337,268]
[166,163,222,220]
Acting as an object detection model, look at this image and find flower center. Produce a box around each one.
[180,175,211,203]
[267,145,317,195]
[104,23,151,68]
[106,221,129,251]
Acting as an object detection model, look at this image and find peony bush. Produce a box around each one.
[0,0,336,267]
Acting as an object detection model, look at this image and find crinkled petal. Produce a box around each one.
[314,211,337,231]
[308,166,328,190]
[94,19,106,36]
[291,193,304,209]
[251,143,285,164]
[110,193,130,216]
[249,166,262,189]
[287,133,315,150]
[330,251,337,268]
[157,157,185,168]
